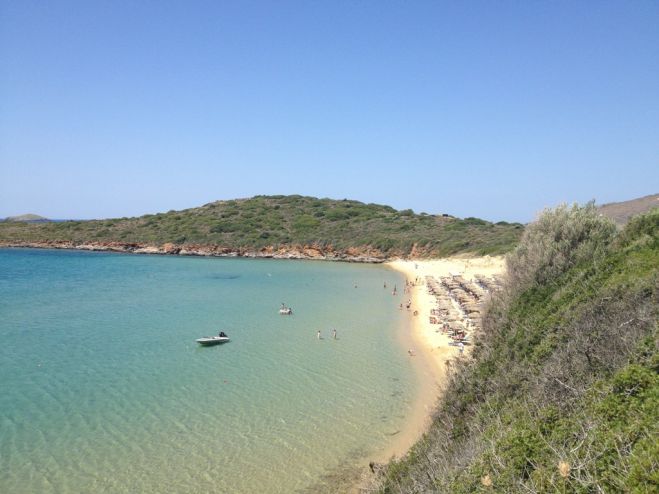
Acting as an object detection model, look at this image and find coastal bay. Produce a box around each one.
[0,249,419,493]
[0,247,510,493]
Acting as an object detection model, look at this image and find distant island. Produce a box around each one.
[4,213,50,222]
[0,195,524,261]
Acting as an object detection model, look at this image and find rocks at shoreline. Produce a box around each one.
[0,240,386,263]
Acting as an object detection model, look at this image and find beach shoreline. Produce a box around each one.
[369,255,506,464]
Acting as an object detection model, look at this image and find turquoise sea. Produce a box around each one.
[0,248,418,493]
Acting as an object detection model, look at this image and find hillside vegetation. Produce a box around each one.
[373,204,658,492]
[0,195,523,258]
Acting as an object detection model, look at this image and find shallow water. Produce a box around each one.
[0,249,416,493]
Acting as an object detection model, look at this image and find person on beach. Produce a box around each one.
[332,329,337,339]
[459,341,464,354]
[408,349,415,356]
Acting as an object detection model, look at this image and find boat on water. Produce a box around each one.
[279,303,293,315]
[196,332,230,346]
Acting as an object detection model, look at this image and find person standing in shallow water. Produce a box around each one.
[332,329,337,339]
[317,330,321,340]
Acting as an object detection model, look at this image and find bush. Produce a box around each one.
[325,209,349,221]
[292,214,320,232]
[210,222,238,233]
[615,207,659,249]
[463,217,488,226]
[506,202,616,292]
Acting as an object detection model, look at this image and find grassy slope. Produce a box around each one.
[0,195,523,257]
[376,208,658,492]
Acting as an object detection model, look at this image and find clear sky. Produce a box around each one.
[1,1,658,222]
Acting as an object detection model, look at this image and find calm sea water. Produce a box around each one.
[0,249,417,493]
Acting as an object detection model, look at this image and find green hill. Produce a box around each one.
[0,195,523,258]
[373,204,658,492]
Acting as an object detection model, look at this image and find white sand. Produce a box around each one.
[373,255,506,461]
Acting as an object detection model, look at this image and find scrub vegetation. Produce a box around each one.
[0,195,523,257]
[371,204,658,492]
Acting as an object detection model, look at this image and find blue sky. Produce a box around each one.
[1,1,657,222]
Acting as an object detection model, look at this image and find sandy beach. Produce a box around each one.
[372,255,506,462]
